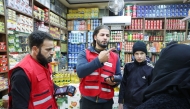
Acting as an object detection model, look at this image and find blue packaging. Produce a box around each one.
[176,4,179,9]
[183,12,187,16]
[141,6,144,9]
[174,12,178,17]
[167,5,171,9]
[184,4,187,8]
[184,8,187,13]
[71,53,74,58]
[70,47,73,52]
[145,5,148,9]
[68,53,71,58]
[171,12,175,17]
[71,59,74,64]
[180,4,184,8]
[74,59,77,64]
[136,5,140,10]
[171,4,175,9]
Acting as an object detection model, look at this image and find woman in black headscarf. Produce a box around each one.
[136,43,190,109]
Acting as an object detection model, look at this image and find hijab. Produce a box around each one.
[143,44,190,101]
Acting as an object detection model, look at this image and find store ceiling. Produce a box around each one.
[60,0,184,9]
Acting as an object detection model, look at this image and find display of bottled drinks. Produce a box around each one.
[53,72,80,87]
[165,32,186,41]
[124,32,144,41]
[110,31,123,42]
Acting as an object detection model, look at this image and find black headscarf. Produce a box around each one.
[143,44,190,101]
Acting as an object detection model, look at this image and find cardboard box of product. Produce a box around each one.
[6,0,15,8]
[15,0,22,11]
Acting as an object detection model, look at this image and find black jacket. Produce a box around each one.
[137,44,190,109]
[118,60,153,109]
[136,94,190,109]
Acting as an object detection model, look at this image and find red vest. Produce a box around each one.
[79,49,118,99]
[8,55,58,109]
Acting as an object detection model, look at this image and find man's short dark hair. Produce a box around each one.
[28,31,54,50]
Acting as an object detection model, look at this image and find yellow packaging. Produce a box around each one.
[86,8,91,13]
[91,13,95,18]
[67,14,71,19]
[68,9,73,13]
[80,14,84,19]
[91,8,96,13]
[94,8,99,13]
[94,13,99,18]
[73,14,78,19]
[72,10,78,13]
[78,8,85,13]
[83,13,87,19]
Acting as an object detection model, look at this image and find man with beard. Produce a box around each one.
[8,31,59,109]
[76,25,122,109]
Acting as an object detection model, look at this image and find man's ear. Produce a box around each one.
[32,46,39,55]
[94,35,97,41]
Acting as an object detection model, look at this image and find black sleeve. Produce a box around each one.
[118,64,128,103]
[148,68,154,85]
[10,68,31,109]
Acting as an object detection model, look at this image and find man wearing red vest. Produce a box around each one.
[76,25,122,109]
[8,31,58,109]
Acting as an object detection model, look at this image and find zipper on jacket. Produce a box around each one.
[96,96,99,103]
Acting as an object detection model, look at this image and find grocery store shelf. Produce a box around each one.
[6,6,33,18]
[50,62,59,65]
[60,27,67,31]
[0,13,4,16]
[61,51,67,53]
[59,15,67,20]
[166,17,185,19]
[144,17,165,19]
[0,32,6,34]
[132,17,144,19]
[145,29,164,31]
[50,23,61,28]
[0,71,8,74]
[180,40,190,44]
[53,38,60,40]
[67,18,101,20]
[166,29,186,31]
[34,0,49,9]
[125,29,143,31]
[34,17,44,22]
[0,88,8,92]
[124,51,132,54]
[181,16,190,21]
[0,50,7,52]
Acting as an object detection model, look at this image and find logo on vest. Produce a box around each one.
[104,62,112,67]
[142,76,146,79]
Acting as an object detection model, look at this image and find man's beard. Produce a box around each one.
[36,48,52,67]
[96,39,108,48]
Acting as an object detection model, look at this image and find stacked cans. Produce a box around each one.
[125,4,136,17]
[126,19,143,30]
[145,20,163,30]
[166,19,185,30]
[87,19,101,30]
[165,32,186,41]
[135,4,189,17]
[68,43,86,70]
[68,32,86,43]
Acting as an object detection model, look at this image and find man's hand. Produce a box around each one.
[104,77,117,86]
[118,104,123,109]
[98,47,115,63]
